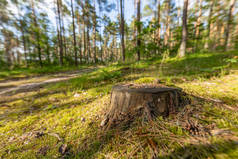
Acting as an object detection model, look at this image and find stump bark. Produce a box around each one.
[101,84,188,129]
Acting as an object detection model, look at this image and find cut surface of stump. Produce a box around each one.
[101,84,188,129]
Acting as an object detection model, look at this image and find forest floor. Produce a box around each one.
[0,68,97,97]
[0,51,238,159]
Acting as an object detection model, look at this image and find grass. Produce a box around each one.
[0,51,238,158]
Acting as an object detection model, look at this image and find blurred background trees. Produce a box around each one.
[0,0,237,68]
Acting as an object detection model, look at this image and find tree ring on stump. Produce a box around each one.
[101,84,189,129]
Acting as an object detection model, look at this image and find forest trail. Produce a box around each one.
[0,68,96,97]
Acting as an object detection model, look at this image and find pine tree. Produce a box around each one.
[178,0,189,57]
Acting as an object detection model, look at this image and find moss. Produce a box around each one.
[1,51,238,158]
[134,77,157,84]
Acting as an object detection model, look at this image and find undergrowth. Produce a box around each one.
[0,51,238,158]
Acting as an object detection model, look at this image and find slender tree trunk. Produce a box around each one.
[46,38,50,64]
[136,0,141,61]
[56,0,64,66]
[157,0,161,47]
[16,1,28,67]
[133,0,137,49]
[59,0,67,59]
[20,23,28,67]
[17,49,21,65]
[79,37,82,63]
[70,0,77,66]
[224,0,236,51]
[81,0,87,63]
[177,0,181,26]
[54,0,59,61]
[4,40,12,66]
[56,21,60,60]
[195,0,202,38]
[120,0,126,61]
[61,16,67,58]
[98,0,103,62]
[83,19,86,62]
[93,0,97,63]
[103,35,106,61]
[84,0,91,63]
[204,0,214,50]
[153,0,157,44]
[111,35,116,61]
[219,24,225,46]
[86,24,91,63]
[194,0,202,51]
[31,0,42,67]
[100,31,103,62]
[11,52,16,65]
[104,35,108,61]
[76,11,83,63]
[164,0,171,48]
[178,0,189,57]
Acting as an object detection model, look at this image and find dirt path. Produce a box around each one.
[0,68,96,96]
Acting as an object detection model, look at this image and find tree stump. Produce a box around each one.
[101,84,188,129]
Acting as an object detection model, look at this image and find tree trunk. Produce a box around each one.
[17,50,21,65]
[83,16,86,63]
[54,0,59,61]
[46,38,50,64]
[21,23,27,67]
[70,0,77,66]
[224,0,236,51]
[120,0,126,62]
[195,0,202,38]
[204,0,214,50]
[164,0,171,48]
[104,35,109,61]
[93,0,97,63]
[31,0,42,67]
[56,0,64,66]
[79,36,82,63]
[153,0,157,44]
[177,0,181,26]
[62,19,67,58]
[110,35,115,61]
[194,0,202,51]
[136,0,141,61]
[157,0,161,48]
[101,84,188,129]
[76,12,83,63]
[56,21,60,60]
[86,24,91,63]
[4,40,12,66]
[98,0,103,62]
[26,36,32,63]
[58,0,66,58]
[100,30,103,62]
[16,1,28,67]
[178,0,188,58]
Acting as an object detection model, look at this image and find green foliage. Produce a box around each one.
[98,69,121,81]
[225,58,238,64]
